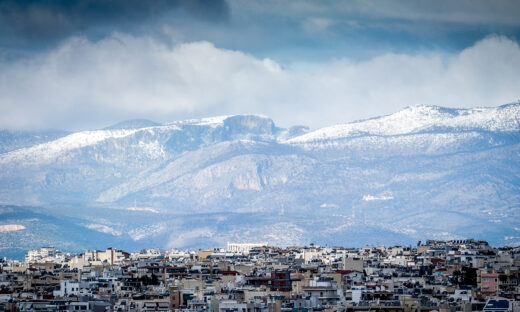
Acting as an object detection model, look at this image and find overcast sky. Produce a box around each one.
[0,0,519,130]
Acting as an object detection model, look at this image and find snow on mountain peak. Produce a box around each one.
[288,103,520,143]
[0,114,277,166]
[0,129,140,165]
[169,115,232,127]
[1,105,517,166]
[169,114,273,129]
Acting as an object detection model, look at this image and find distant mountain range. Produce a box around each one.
[1,103,519,259]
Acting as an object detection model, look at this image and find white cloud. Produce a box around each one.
[0,34,518,130]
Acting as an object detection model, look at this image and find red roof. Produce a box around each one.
[336,270,360,274]
[430,258,445,264]
[220,270,239,275]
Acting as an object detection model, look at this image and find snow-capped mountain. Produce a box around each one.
[289,104,520,142]
[1,104,519,257]
[0,129,69,154]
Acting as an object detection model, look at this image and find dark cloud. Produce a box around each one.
[0,0,228,49]
[220,0,520,62]
[2,0,519,62]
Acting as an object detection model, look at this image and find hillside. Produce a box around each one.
[1,104,519,257]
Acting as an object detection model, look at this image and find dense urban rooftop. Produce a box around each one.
[1,239,519,311]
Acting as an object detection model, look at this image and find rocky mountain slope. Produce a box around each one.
[1,104,519,258]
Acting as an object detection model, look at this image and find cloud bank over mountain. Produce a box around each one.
[1,34,519,130]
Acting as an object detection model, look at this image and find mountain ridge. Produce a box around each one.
[288,103,520,143]
[0,103,519,257]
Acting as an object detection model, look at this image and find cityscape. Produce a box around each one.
[1,240,519,311]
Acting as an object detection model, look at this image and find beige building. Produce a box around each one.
[343,256,363,272]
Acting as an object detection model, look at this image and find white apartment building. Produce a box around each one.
[227,242,268,254]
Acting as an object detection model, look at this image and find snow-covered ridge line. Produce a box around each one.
[0,122,190,161]
[1,104,516,165]
[168,115,234,127]
[0,129,141,165]
[288,103,520,143]
[0,114,275,165]
[167,114,272,128]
